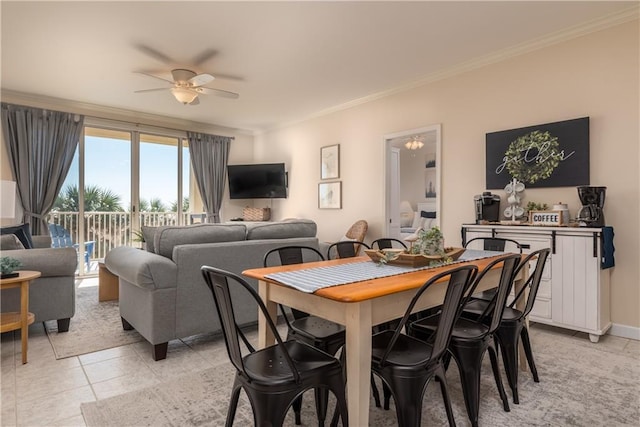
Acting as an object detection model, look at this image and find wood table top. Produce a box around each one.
[243,255,505,303]
[0,270,41,286]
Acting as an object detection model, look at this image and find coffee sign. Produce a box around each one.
[529,210,563,226]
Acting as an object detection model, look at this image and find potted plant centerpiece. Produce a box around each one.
[1,257,21,279]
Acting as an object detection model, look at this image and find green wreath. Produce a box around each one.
[505,130,560,184]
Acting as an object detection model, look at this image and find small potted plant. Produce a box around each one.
[410,226,446,257]
[1,257,22,279]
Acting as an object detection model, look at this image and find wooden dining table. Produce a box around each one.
[243,254,528,427]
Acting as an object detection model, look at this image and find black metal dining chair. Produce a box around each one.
[326,241,371,259]
[370,264,479,427]
[371,238,408,250]
[408,254,521,427]
[263,246,346,425]
[464,237,523,302]
[201,265,349,427]
[462,247,551,405]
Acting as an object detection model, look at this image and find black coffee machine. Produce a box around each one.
[577,186,606,227]
[474,192,501,223]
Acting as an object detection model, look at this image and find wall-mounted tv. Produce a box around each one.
[227,163,287,199]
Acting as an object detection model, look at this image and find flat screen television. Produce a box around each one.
[227,163,287,199]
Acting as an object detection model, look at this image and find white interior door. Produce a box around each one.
[388,148,401,238]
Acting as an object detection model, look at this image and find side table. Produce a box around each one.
[1,270,41,364]
[98,261,119,302]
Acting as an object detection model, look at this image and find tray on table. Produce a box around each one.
[364,247,465,268]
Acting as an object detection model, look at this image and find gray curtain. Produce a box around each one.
[1,103,84,235]
[187,132,232,223]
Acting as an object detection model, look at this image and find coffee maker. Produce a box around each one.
[474,192,501,224]
[577,186,606,227]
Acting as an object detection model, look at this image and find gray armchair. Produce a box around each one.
[1,234,77,331]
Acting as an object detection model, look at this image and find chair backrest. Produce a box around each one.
[380,265,479,366]
[263,246,324,321]
[371,238,408,250]
[464,237,523,254]
[327,241,371,260]
[48,223,73,248]
[201,266,301,383]
[263,246,324,268]
[509,248,551,318]
[345,220,368,242]
[469,254,521,334]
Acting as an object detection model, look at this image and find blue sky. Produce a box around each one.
[63,136,190,210]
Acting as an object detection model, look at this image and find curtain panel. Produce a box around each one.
[1,103,84,235]
[187,132,232,223]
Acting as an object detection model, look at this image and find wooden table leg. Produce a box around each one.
[514,262,529,371]
[20,280,29,364]
[258,280,277,348]
[345,301,372,427]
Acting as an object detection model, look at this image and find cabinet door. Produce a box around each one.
[552,235,601,330]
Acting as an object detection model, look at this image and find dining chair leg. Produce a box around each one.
[371,374,382,408]
[378,372,429,427]
[382,381,392,410]
[449,347,483,427]
[487,341,510,412]
[434,364,457,427]
[314,387,329,427]
[225,378,243,427]
[520,326,539,382]
[292,396,302,425]
[495,326,521,404]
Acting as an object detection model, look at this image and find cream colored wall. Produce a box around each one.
[255,21,639,328]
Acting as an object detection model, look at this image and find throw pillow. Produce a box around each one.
[410,212,426,230]
[141,226,158,253]
[400,211,413,227]
[0,234,25,250]
[420,211,437,219]
[0,223,34,249]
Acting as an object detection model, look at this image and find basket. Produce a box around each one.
[243,207,271,221]
[364,247,465,268]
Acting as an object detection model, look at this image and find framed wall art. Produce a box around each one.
[485,117,589,189]
[320,144,340,180]
[318,181,341,209]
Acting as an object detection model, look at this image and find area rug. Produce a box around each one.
[45,280,143,359]
[81,327,640,426]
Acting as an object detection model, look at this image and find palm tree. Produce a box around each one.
[53,184,123,212]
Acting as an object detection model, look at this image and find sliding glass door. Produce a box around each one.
[51,123,192,276]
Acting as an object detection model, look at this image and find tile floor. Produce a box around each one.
[1,278,638,427]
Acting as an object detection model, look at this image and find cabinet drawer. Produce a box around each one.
[536,278,551,299]
[530,297,551,319]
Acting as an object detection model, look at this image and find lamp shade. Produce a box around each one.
[1,180,16,219]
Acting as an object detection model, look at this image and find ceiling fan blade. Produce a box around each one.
[189,73,215,87]
[133,71,174,84]
[134,87,172,93]
[198,87,240,99]
[189,97,200,106]
[192,49,218,66]
[133,43,174,65]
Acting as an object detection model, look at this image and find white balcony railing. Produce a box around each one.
[46,211,192,263]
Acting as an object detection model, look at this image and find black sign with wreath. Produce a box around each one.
[485,117,590,189]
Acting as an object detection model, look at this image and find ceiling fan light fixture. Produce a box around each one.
[171,87,198,104]
[404,137,424,150]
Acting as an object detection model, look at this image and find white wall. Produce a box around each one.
[254,21,639,328]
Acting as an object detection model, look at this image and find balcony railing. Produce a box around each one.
[46,211,193,267]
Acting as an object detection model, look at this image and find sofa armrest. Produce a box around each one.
[105,246,177,290]
[1,247,77,277]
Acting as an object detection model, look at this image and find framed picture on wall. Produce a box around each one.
[321,144,340,180]
[425,169,437,198]
[318,181,341,209]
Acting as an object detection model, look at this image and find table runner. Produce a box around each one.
[265,249,503,293]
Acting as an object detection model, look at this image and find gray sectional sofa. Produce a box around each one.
[105,219,319,360]
[0,234,77,332]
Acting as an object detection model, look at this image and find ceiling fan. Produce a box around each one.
[134,68,239,105]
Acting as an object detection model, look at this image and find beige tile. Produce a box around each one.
[91,369,162,399]
[143,342,212,378]
[78,343,139,365]
[16,365,89,402]
[83,353,153,384]
[15,354,80,380]
[16,385,94,426]
[49,414,87,427]
[1,403,17,427]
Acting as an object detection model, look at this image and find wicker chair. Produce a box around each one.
[345,220,368,242]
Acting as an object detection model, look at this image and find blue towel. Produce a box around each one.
[601,226,615,269]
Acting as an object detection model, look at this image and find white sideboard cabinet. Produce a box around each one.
[461,224,612,342]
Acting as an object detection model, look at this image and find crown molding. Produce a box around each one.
[265,4,639,134]
[0,90,255,137]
